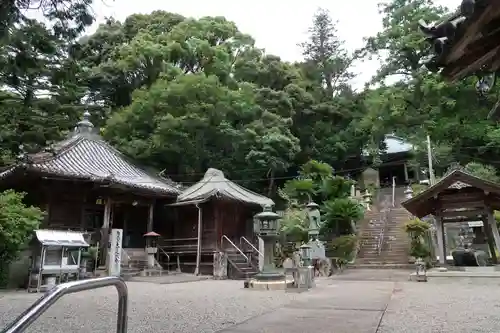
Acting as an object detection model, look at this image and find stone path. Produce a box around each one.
[1,270,500,333]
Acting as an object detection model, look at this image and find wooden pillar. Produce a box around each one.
[194,203,203,276]
[101,198,113,268]
[482,216,498,264]
[435,216,446,265]
[487,209,500,259]
[147,201,155,232]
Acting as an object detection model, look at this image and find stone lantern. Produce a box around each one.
[404,185,414,200]
[253,205,282,278]
[306,202,320,240]
[300,243,312,267]
[143,231,160,269]
[362,190,372,211]
[414,257,427,282]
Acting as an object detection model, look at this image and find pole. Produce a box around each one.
[194,203,202,276]
[426,135,436,185]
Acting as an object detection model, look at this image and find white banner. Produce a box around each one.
[108,229,123,276]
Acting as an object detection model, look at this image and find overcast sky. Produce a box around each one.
[85,0,458,89]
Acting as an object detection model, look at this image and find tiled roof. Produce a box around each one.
[177,168,274,206]
[0,112,181,196]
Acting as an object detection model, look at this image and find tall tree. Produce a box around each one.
[300,8,353,98]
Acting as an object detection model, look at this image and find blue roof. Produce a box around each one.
[384,135,412,154]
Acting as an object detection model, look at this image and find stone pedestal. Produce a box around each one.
[145,247,157,268]
[213,251,228,280]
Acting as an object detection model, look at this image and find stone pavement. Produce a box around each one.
[2,269,500,333]
[220,278,392,333]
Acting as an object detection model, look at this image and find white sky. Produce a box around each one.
[89,0,459,89]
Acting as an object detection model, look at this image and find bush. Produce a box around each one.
[321,198,364,236]
[0,190,44,287]
[404,218,431,260]
[325,235,358,260]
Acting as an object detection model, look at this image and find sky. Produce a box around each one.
[86,0,458,89]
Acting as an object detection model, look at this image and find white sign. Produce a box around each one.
[309,240,326,260]
[468,221,484,227]
[108,229,123,276]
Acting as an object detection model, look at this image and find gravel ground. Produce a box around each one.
[0,279,300,333]
[3,271,500,333]
[379,279,500,333]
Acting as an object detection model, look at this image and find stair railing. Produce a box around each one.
[1,277,128,333]
[157,247,170,272]
[377,198,391,256]
[221,235,249,262]
[240,236,262,256]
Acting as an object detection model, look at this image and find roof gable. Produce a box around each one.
[402,169,500,217]
[177,168,274,206]
[0,112,181,196]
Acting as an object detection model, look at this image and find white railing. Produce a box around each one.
[221,235,249,262]
[240,236,262,257]
[1,277,128,333]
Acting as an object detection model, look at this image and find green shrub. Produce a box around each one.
[0,190,44,287]
[325,235,358,260]
[404,218,431,260]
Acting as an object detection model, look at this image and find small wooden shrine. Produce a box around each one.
[402,169,500,265]
[0,111,181,266]
[159,168,273,275]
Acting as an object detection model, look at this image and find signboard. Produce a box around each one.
[468,221,484,227]
[108,229,123,276]
[309,239,326,260]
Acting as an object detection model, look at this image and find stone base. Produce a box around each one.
[409,273,428,282]
[245,278,295,290]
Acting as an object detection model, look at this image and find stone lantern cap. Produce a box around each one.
[255,204,280,221]
[306,202,320,209]
[143,231,160,237]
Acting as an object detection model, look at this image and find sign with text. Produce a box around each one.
[108,228,123,276]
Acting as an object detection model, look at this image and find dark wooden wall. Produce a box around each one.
[164,199,258,252]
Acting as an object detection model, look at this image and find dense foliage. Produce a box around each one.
[0,190,44,287]
[404,218,432,260]
[1,0,500,200]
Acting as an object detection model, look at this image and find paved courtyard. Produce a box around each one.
[1,269,500,333]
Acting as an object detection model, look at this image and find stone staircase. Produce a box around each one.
[353,187,413,269]
[226,249,259,279]
[120,249,163,280]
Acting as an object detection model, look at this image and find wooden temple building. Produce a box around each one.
[0,112,274,277]
[419,0,500,118]
[0,111,182,266]
[161,168,273,275]
[402,169,500,265]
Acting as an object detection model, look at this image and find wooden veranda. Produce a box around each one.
[402,169,500,265]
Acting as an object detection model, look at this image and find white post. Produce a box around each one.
[426,135,436,185]
[435,216,446,265]
[108,229,123,276]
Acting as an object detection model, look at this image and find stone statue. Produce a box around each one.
[306,202,321,239]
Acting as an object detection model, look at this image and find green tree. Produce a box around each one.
[0,190,44,287]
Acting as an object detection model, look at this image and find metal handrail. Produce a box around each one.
[221,235,249,262]
[240,236,262,257]
[157,247,170,271]
[1,276,128,333]
[377,198,391,256]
